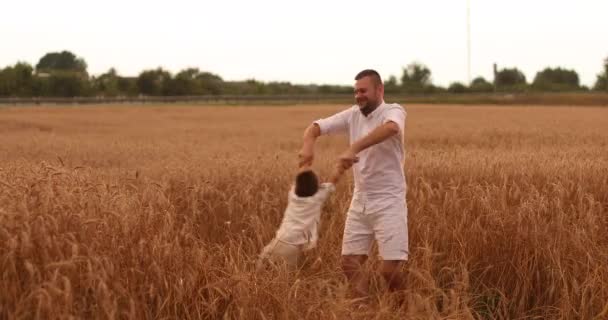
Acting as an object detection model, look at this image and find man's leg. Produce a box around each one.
[341,254,369,297]
[341,198,373,297]
[371,202,409,291]
[380,260,406,291]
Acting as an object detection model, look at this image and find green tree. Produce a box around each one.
[165,69,225,95]
[196,72,224,95]
[165,68,199,95]
[136,68,172,96]
[594,75,607,92]
[495,67,527,91]
[35,51,87,74]
[265,82,293,95]
[448,82,468,93]
[92,68,121,96]
[45,71,91,97]
[593,57,608,91]
[384,75,400,94]
[401,62,432,93]
[33,51,89,96]
[532,67,580,91]
[0,62,35,96]
[316,84,351,95]
[117,77,138,96]
[223,79,267,95]
[469,77,494,92]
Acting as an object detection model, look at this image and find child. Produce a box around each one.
[256,164,344,270]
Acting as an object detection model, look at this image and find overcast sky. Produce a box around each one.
[2,0,607,86]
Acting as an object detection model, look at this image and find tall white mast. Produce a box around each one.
[467,0,471,84]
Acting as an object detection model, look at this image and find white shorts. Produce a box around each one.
[341,198,409,261]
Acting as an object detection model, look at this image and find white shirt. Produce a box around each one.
[314,101,406,213]
[275,183,335,250]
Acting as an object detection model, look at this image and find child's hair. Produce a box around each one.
[295,170,319,197]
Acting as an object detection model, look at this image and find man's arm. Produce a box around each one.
[298,123,321,167]
[338,121,399,168]
[298,108,352,168]
[351,121,399,153]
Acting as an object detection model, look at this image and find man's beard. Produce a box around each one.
[357,98,379,117]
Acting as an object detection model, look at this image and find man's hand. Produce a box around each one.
[298,145,314,168]
[338,148,359,170]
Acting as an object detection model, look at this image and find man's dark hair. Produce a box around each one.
[295,170,319,197]
[355,69,383,87]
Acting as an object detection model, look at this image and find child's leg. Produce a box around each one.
[272,240,302,268]
[256,238,280,271]
[256,238,302,270]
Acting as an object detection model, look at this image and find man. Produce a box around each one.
[298,69,408,296]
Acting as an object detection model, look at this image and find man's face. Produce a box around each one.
[354,76,383,109]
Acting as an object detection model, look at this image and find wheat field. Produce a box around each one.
[0,104,607,319]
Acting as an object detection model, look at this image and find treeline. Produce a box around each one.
[1,51,607,97]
